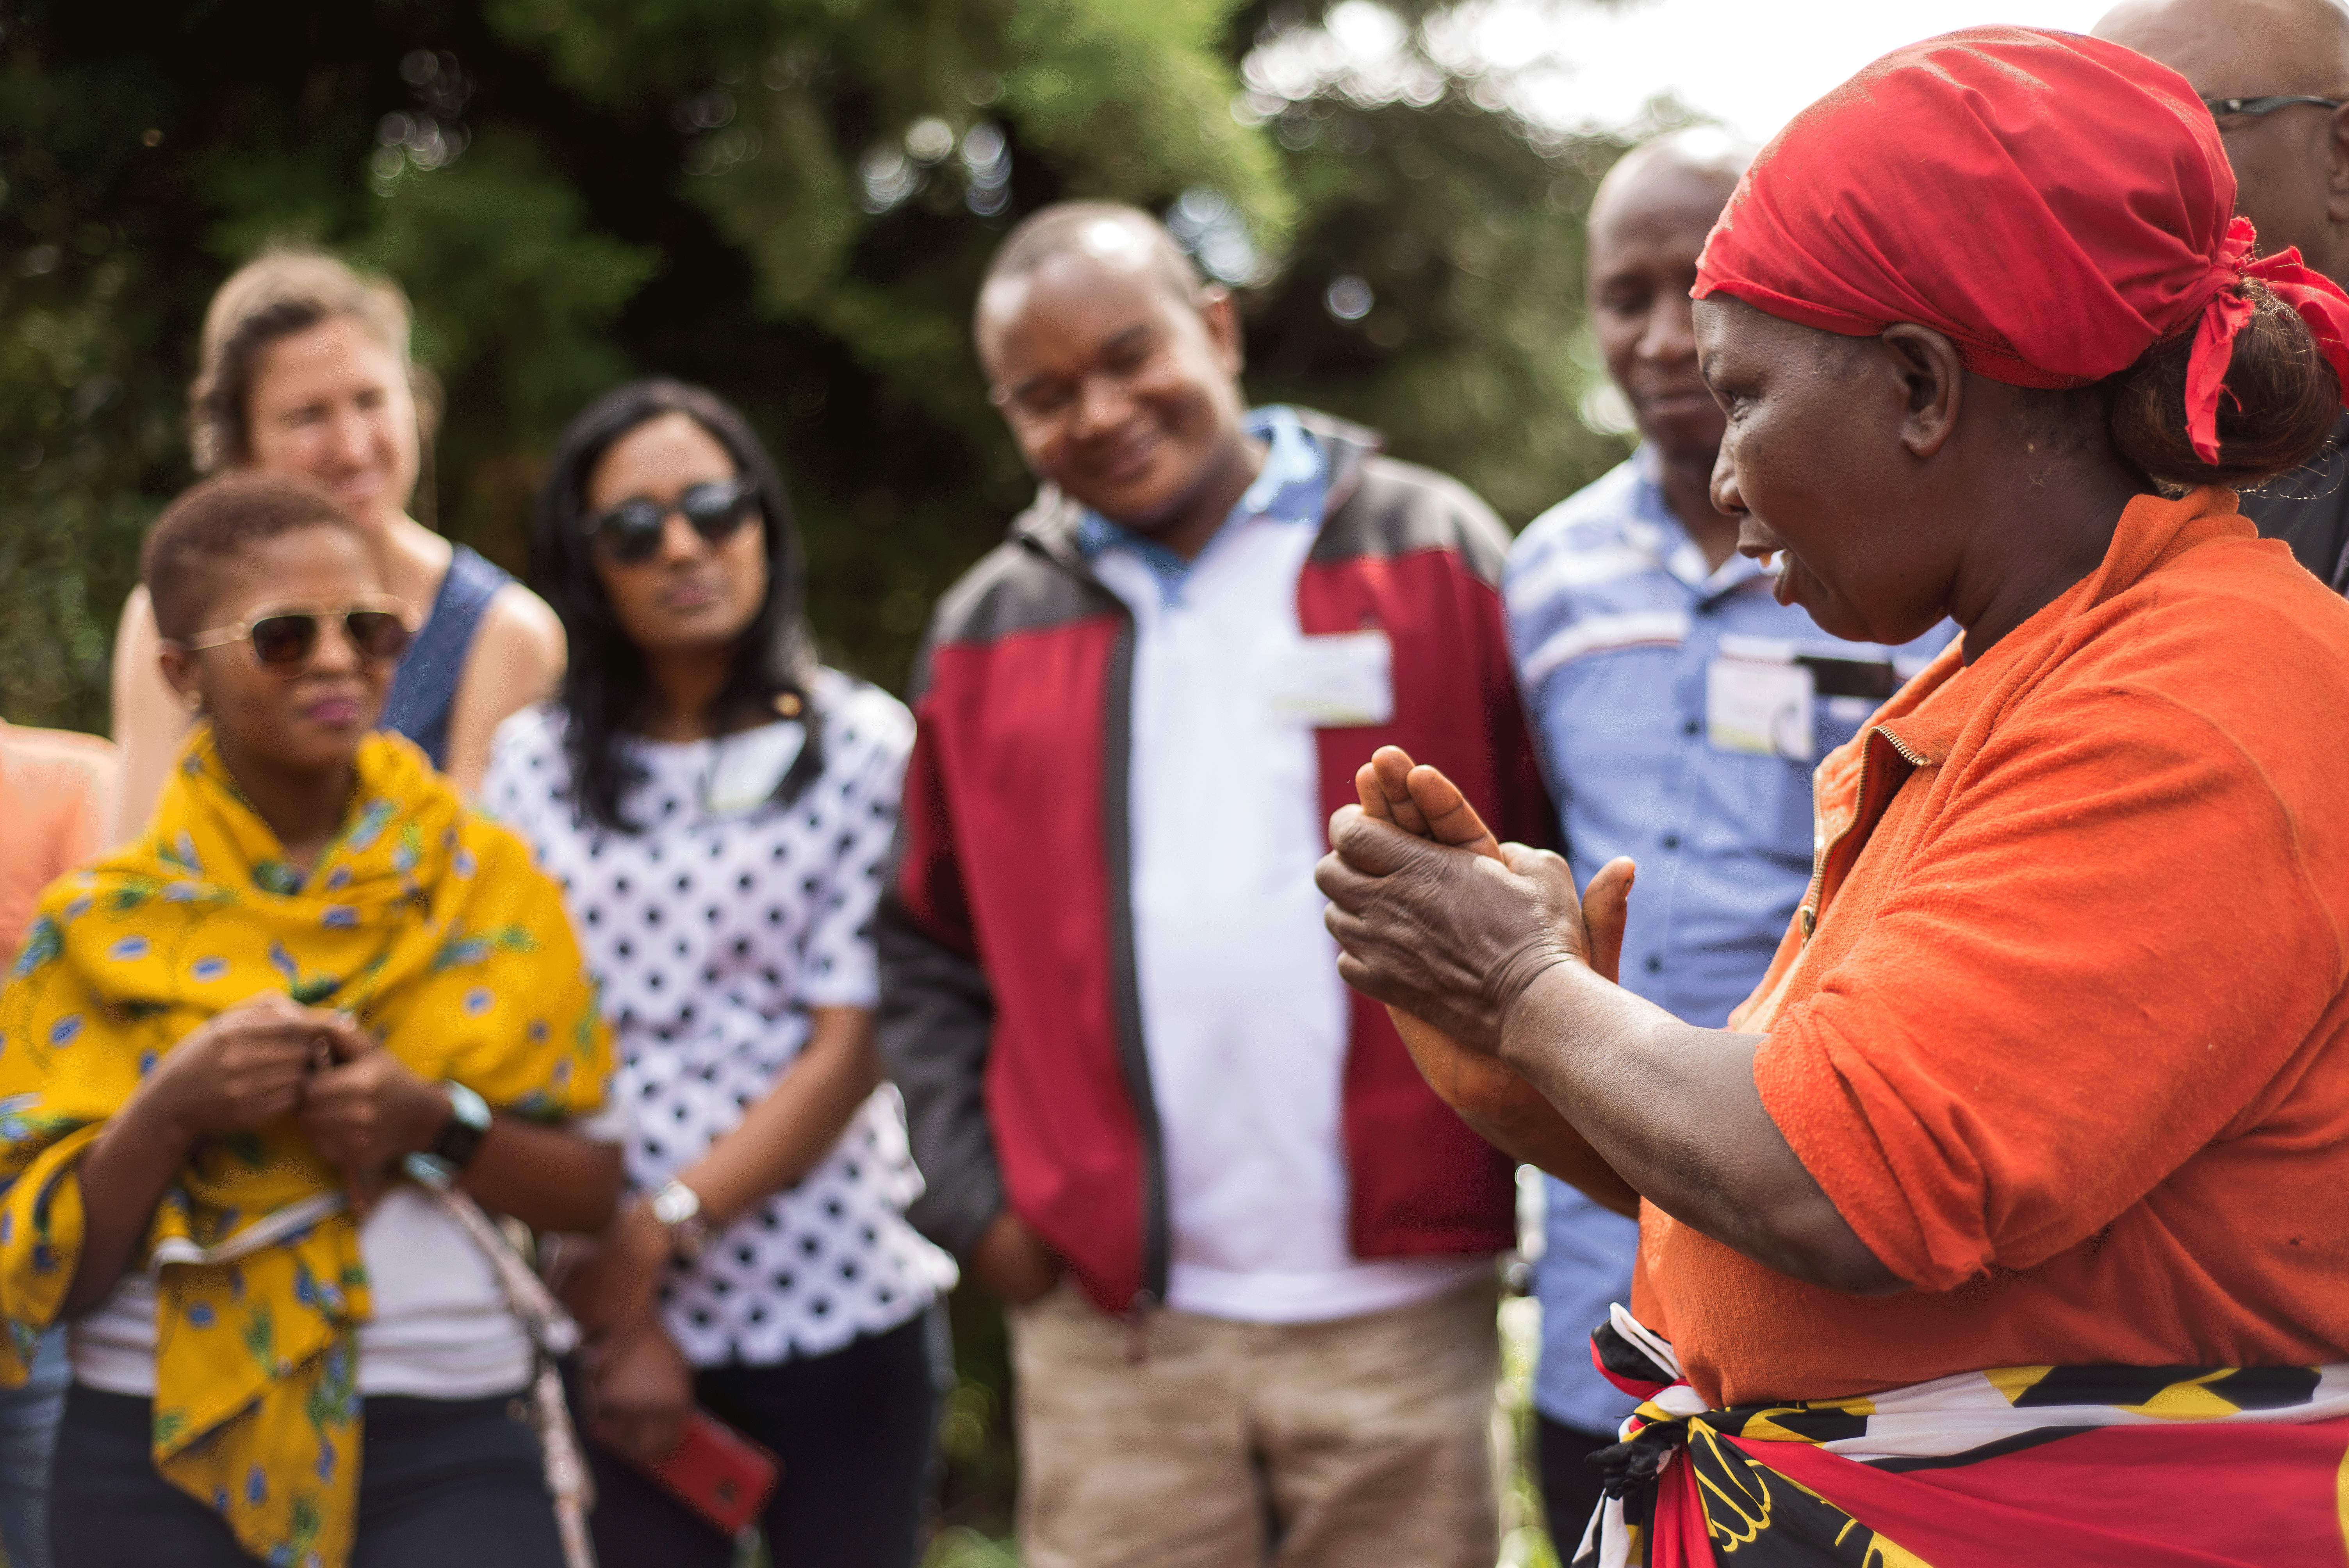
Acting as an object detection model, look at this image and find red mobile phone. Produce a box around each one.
[630,1409,782,1537]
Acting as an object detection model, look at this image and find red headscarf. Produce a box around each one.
[1693,26,2349,463]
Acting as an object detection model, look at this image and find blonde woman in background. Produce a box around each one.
[109,248,563,837]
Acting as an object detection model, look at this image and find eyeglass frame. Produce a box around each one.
[173,596,421,677]
[582,478,761,564]
[2201,94,2346,121]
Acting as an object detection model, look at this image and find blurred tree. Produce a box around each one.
[1,0,1635,1542]
[0,0,1629,736]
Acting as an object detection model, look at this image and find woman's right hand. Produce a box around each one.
[137,992,349,1139]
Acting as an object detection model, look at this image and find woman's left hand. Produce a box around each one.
[1316,806,1592,1056]
[298,1031,451,1199]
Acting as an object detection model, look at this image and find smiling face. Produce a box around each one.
[163,524,397,777]
[977,235,1251,531]
[1696,296,1959,646]
[1588,163,1738,464]
[585,412,768,657]
[242,315,421,534]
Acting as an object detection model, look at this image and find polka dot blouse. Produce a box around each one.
[483,671,955,1365]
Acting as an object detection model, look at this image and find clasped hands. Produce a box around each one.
[1317,747,1641,1214]
[139,991,454,1217]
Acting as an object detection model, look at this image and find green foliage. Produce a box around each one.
[1245,95,1625,520]
[1,0,1631,738]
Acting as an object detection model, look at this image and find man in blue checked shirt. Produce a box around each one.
[1509,131,1956,1549]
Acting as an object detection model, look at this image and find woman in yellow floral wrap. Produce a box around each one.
[0,472,619,1568]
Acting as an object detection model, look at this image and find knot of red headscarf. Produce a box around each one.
[1693,25,2349,466]
[2191,218,2349,461]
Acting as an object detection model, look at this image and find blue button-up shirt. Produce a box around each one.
[1508,449,1953,1430]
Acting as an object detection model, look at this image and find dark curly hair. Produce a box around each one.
[530,379,822,832]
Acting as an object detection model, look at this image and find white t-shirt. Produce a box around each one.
[73,1185,535,1399]
[482,672,955,1366]
[1093,498,1491,1326]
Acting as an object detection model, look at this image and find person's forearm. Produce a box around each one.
[1458,1094,1641,1218]
[1500,962,1901,1294]
[461,1118,624,1233]
[65,1094,197,1316]
[678,1007,880,1225]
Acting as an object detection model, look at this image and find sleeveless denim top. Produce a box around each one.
[379,543,510,769]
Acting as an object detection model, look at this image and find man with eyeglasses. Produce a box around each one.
[2099,0,2349,591]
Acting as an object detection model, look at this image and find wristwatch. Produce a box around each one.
[403,1081,493,1190]
[650,1179,718,1262]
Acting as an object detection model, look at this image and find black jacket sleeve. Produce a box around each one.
[874,686,1006,1260]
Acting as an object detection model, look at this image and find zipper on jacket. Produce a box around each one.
[1797,723,1927,940]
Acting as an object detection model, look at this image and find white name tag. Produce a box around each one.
[1706,655,1815,761]
[1266,630,1395,727]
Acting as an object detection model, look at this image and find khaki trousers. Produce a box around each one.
[1007,1275,1502,1568]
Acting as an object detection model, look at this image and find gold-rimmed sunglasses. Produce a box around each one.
[174,597,419,677]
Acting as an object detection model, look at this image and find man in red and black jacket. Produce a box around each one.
[877,202,1550,1567]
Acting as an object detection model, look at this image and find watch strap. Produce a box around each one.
[428,1080,492,1171]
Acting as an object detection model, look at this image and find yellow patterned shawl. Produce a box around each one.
[0,728,610,1568]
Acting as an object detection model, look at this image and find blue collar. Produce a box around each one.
[1076,406,1327,592]
[1627,444,1772,599]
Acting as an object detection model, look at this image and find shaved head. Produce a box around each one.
[976,203,1206,353]
[1584,130,1759,549]
[2096,0,2349,279]
[1587,128,1754,245]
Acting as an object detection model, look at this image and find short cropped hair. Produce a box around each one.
[142,472,360,640]
[978,202,1206,317]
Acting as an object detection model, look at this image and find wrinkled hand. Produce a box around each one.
[1323,748,1633,1056]
[1353,749,1526,1109]
[586,1317,694,1465]
[1336,751,1643,1213]
[141,992,342,1139]
[970,1210,1061,1306]
[298,1025,448,1216]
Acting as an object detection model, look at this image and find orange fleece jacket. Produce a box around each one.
[1638,487,2349,1407]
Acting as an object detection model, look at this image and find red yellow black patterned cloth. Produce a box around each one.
[1567,1308,2349,1568]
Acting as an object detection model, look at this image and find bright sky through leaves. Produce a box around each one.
[1264,0,2119,142]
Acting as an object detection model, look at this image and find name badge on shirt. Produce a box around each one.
[1706,654,1815,761]
[1265,630,1395,727]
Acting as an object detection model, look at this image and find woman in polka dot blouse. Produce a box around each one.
[483,380,954,1568]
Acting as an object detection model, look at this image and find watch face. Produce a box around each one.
[654,1184,700,1226]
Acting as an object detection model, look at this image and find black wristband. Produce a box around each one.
[428,1081,492,1172]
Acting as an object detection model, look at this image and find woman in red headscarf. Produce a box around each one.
[1317,25,2349,1568]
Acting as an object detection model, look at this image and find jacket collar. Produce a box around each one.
[1008,406,1385,579]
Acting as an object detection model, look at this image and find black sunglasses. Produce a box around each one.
[179,598,417,677]
[586,479,759,564]
[2202,94,2345,121]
